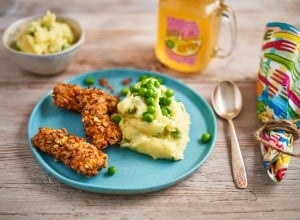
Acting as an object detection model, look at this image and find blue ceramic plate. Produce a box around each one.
[28,68,217,194]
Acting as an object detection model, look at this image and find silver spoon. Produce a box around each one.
[212,81,247,189]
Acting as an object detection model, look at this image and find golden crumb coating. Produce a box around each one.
[51,83,122,149]
[31,128,108,176]
[52,83,118,113]
[81,102,122,150]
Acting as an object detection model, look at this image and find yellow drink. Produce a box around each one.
[155,0,235,73]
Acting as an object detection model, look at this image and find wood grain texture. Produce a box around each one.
[1,0,300,219]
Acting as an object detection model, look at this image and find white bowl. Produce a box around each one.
[2,15,84,75]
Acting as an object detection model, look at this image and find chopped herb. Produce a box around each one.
[28,30,35,37]
[47,25,53,31]
[123,138,130,143]
[171,129,181,139]
[61,44,67,50]
[14,46,21,52]
[128,107,137,114]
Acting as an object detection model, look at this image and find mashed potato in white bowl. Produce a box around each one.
[16,11,75,55]
[2,11,84,75]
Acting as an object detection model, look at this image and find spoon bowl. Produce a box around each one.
[212,81,247,189]
[212,81,242,120]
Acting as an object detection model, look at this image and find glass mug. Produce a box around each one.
[155,0,236,73]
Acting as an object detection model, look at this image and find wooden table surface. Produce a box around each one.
[1,0,300,219]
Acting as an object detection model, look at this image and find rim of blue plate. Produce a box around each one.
[27,68,217,194]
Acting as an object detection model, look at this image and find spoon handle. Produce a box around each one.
[228,119,247,189]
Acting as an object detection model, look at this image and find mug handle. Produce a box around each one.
[214,2,237,58]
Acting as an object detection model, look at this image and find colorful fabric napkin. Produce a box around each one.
[256,22,300,182]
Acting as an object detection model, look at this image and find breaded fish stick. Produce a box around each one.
[52,83,118,113]
[52,83,122,149]
[82,102,122,149]
[31,128,108,176]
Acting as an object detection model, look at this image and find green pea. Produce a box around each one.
[146,97,155,105]
[153,90,158,97]
[154,80,161,88]
[201,132,211,143]
[147,105,156,114]
[165,89,174,97]
[159,97,172,106]
[152,91,158,98]
[165,107,172,114]
[156,77,163,84]
[111,115,121,124]
[138,87,147,97]
[107,166,117,176]
[145,89,155,98]
[145,81,155,89]
[121,87,129,96]
[85,77,95,86]
[139,75,148,81]
[143,112,153,123]
[161,107,169,116]
[130,85,139,93]
[140,79,149,87]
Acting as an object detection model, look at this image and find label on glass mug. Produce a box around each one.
[164,16,202,65]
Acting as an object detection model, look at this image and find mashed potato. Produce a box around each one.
[115,77,190,160]
[16,11,74,54]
